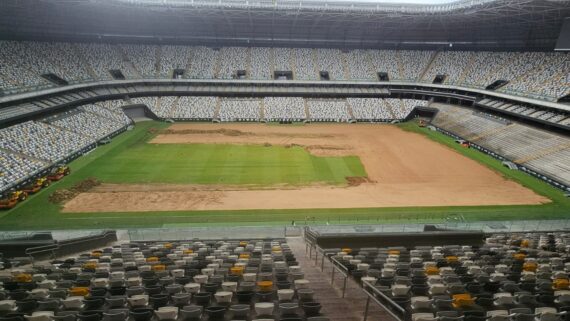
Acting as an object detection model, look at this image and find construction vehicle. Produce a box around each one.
[0,190,28,209]
[47,165,71,181]
[22,177,51,194]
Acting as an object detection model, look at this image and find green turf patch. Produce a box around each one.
[93,142,365,186]
[0,120,568,230]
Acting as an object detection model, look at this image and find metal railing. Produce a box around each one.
[362,279,406,321]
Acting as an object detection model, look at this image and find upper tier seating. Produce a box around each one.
[0,41,568,101]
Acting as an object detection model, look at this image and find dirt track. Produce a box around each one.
[63,123,549,213]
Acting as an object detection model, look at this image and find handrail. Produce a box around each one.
[329,255,350,298]
[362,279,406,321]
[24,243,59,259]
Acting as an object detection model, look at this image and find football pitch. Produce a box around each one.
[1,121,569,230]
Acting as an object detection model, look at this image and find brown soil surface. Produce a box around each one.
[63,123,549,213]
[50,178,101,204]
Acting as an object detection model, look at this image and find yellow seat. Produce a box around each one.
[69,287,90,297]
[164,243,173,249]
[91,251,102,258]
[341,248,352,254]
[14,273,32,283]
[239,241,248,247]
[521,239,530,248]
[184,250,194,254]
[425,266,440,275]
[513,253,526,261]
[554,278,570,290]
[446,256,458,263]
[230,267,244,276]
[152,264,166,271]
[82,263,97,270]
[257,281,273,292]
[452,294,475,308]
[523,262,537,272]
[239,253,250,259]
[388,250,400,255]
[146,257,159,263]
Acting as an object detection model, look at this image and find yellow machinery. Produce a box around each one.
[48,165,71,181]
[0,190,28,209]
[23,177,51,194]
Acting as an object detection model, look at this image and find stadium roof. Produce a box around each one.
[0,0,568,50]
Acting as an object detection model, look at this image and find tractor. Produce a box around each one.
[0,190,28,210]
[22,177,51,194]
[47,165,71,181]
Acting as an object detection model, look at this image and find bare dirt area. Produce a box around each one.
[63,123,549,213]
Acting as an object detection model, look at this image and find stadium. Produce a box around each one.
[0,0,569,320]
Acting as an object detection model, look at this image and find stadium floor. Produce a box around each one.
[1,121,569,230]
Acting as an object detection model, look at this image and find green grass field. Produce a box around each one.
[94,140,365,186]
[1,120,569,230]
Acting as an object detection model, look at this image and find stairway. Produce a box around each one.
[345,100,355,121]
[287,237,392,321]
[269,48,276,78]
[419,51,439,82]
[259,98,265,120]
[304,98,310,120]
[213,97,222,119]
[290,49,297,80]
[312,49,320,78]
[116,45,142,79]
[155,46,162,78]
[246,47,252,80]
[457,53,477,85]
[213,50,222,79]
[385,99,397,119]
[341,51,350,80]
[72,44,98,80]
[170,97,181,116]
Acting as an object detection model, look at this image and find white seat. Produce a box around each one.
[155,307,178,320]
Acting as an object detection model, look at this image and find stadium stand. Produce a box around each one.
[159,46,191,78]
[187,47,218,79]
[293,48,318,81]
[120,45,158,78]
[250,47,272,80]
[263,97,307,122]
[0,150,47,190]
[431,104,570,188]
[0,41,568,101]
[323,231,570,321]
[173,97,218,120]
[218,47,249,79]
[307,99,351,122]
[0,239,328,321]
[348,98,395,121]
[219,98,262,122]
[0,121,93,162]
